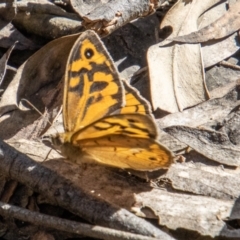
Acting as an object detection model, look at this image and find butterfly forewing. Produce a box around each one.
[64,31,124,132]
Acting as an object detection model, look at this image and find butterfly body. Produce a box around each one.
[51,30,173,171]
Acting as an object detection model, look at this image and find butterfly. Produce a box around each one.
[50,30,173,171]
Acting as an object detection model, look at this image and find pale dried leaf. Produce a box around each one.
[200,0,240,67]
[171,1,240,68]
[163,162,240,200]
[158,129,187,152]
[157,82,240,128]
[148,0,218,112]
[171,1,240,43]
[165,125,240,166]
[202,33,240,68]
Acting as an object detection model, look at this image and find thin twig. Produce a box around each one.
[0,201,161,240]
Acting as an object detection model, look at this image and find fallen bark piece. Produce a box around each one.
[219,108,240,146]
[134,188,236,237]
[164,125,240,166]
[74,0,157,35]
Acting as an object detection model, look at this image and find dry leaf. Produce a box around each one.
[0,34,79,117]
[157,82,240,129]
[171,1,240,68]
[171,1,240,43]
[147,0,219,112]
[0,21,38,50]
[163,162,240,200]
[165,125,240,166]
[202,33,240,68]
[200,1,240,67]
[156,82,240,153]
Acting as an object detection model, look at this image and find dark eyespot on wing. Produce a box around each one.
[85,48,94,59]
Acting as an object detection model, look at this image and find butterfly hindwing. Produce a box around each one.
[71,113,158,142]
[64,31,124,132]
[75,135,172,170]
[120,80,152,116]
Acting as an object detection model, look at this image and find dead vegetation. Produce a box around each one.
[0,0,240,239]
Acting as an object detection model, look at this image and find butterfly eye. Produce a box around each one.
[85,48,94,59]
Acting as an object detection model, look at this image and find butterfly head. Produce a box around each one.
[42,132,85,162]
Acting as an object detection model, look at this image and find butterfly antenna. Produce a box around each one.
[20,98,63,160]
[20,98,62,134]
